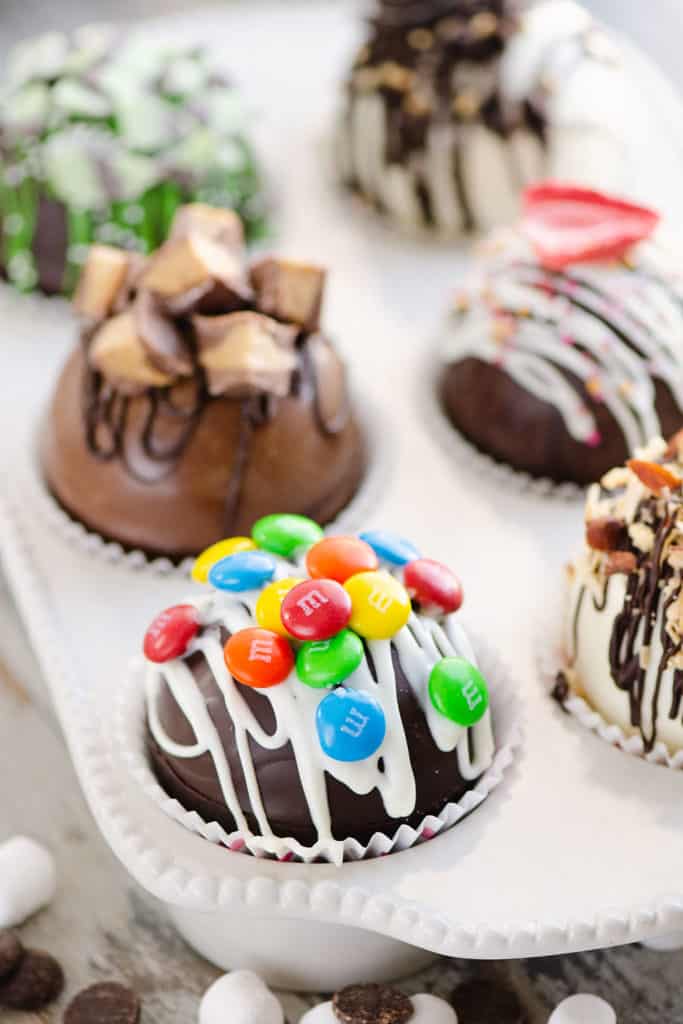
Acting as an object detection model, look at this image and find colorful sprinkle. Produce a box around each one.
[296,629,365,689]
[252,514,323,558]
[358,530,420,567]
[144,604,200,663]
[281,579,352,641]
[316,687,386,762]
[345,570,412,639]
[586,429,603,448]
[224,627,294,688]
[404,558,463,615]
[255,577,303,636]
[192,537,257,583]
[306,536,378,584]
[428,657,489,726]
[208,550,276,592]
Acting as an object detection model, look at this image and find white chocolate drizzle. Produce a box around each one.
[443,233,683,449]
[145,565,494,864]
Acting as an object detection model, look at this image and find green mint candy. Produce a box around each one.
[297,629,364,689]
[428,657,489,727]
[252,514,323,559]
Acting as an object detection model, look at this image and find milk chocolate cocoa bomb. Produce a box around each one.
[41,205,365,559]
[440,184,683,484]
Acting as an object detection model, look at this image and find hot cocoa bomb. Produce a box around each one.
[41,205,366,560]
[440,183,683,484]
[143,521,495,862]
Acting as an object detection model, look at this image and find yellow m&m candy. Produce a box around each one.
[344,571,411,639]
[256,578,303,636]
[192,537,257,583]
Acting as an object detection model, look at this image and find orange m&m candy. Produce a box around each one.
[306,536,378,584]
[224,628,294,689]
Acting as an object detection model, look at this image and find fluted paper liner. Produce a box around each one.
[117,633,522,865]
[26,390,393,578]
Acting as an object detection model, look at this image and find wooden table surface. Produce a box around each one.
[2,1,683,1019]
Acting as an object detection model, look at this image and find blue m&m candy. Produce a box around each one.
[316,687,386,762]
[208,550,276,592]
[359,530,420,567]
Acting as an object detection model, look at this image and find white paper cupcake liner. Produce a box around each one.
[422,341,585,503]
[116,632,522,866]
[24,387,394,579]
[539,600,683,770]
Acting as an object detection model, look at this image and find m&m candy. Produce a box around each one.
[252,514,324,559]
[208,550,276,592]
[296,629,365,689]
[144,604,200,663]
[281,579,352,641]
[359,530,420,567]
[306,536,378,584]
[316,687,386,762]
[404,559,463,615]
[256,578,303,636]
[344,571,411,639]
[428,657,489,726]
[224,628,294,688]
[191,537,257,583]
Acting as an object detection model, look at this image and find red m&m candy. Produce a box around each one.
[224,628,294,688]
[144,604,200,663]
[281,579,352,641]
[306,536,378,584]
[403,559,463,615]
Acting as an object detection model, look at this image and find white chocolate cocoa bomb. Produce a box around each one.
[0,836,57,928]
[549,994,616,1024]
[565,436,683,754]
[301,993,457,1024]
[199,970,283,1024]
[341,0,632,236]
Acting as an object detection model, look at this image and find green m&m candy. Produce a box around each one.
[296,629,364,689]
[252,514,324,559]
[428,657,489,726]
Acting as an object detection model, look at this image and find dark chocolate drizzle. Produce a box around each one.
[605,508,680,751]
[82,329,349,527]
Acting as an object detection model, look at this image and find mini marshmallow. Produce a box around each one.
[0,836,57,928]
[300,993,457,1023]
[549,994,616,1024]
[199,969,283,1024]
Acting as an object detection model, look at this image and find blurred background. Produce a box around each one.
[1,0,682,94]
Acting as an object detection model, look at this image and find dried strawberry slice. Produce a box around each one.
[627,459,682,495]
[522,182,660,271]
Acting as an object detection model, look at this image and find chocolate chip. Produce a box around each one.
[551,672,570,706]
[451,978,527,1023]
[0,949,64,1010]
[0,932,23,981]
[64,981,141,1024]
[333,984,413,1024]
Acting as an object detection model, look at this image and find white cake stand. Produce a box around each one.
[3,0,683,994]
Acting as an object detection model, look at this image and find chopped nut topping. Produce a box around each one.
[605,551,637,576]
[407,28,434,51]
[586,516,627,552]
[380,62,415,92]
[629,522,655,554]
[452,89,481,119]
[469,12,499,39]
[600,467,630,491]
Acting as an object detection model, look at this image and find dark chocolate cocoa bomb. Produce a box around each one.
[41,205,366,560]
[149,644,476,847]
[439,232,683,485]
